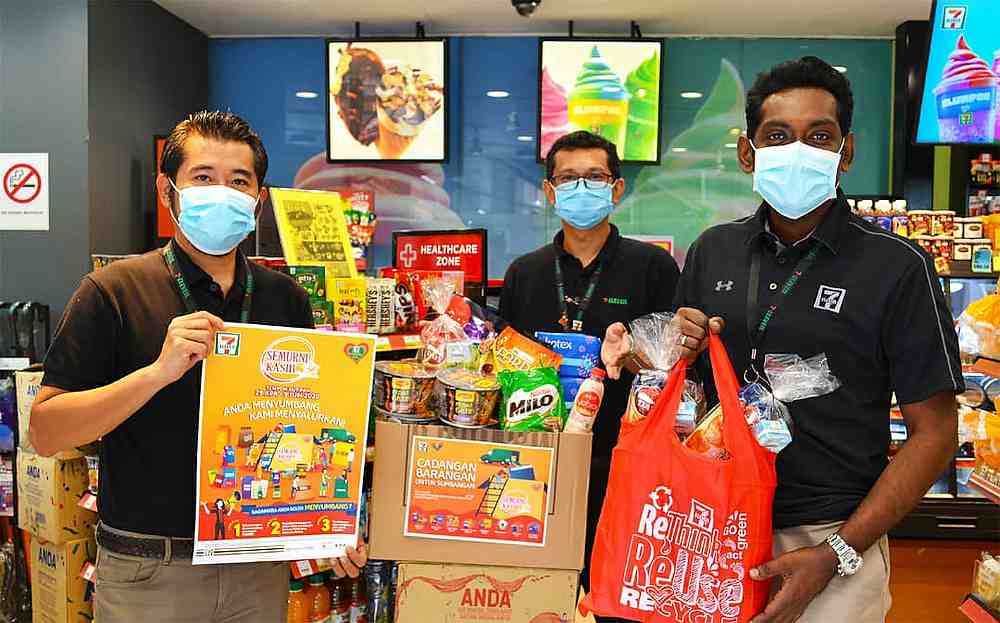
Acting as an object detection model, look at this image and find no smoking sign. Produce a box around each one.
[0,153,49,230]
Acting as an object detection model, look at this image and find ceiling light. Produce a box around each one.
[725,143,738,149]
[295,91,318,99]
[833,66,847,73]
[680,91,703,99]
[517,135,534,142]
[729,127,742,136]
[671,147,688,153]
[477,209,487,215]
[486,90,510,98]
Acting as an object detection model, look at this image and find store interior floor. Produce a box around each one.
[575,539,990,623]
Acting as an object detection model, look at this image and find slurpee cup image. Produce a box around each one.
[567,46,631,148]
[934,35,999,142]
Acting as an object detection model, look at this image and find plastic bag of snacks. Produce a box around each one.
[974,552,1000,610]
[379,268,464,331]
[763,352,841,402]
[420,278,475,368]
[480,326,563,374]
[959,293,1000,359]
[498,367,566,432]
[620,312,705,437]
[740,382,794,453]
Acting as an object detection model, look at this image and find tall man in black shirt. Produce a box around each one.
[608,58,961,623]
[31,111,366,622]
[498,131,680,622]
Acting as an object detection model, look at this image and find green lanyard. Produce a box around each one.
[162,242,254,323]
[746,242,820,369]
[555,255,604,333]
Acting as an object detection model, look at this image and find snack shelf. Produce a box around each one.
[960,594,1000,623]
[943,266,1000,280]
[376,334,423,352]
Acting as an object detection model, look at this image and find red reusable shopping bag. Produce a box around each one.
[581,335,777,623]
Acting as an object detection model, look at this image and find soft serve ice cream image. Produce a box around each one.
[540,68,574,159]
[624,51,661,161]
[933,34,999,142]
[567,46,632,149]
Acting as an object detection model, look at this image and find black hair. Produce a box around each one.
[746,56,854,139]
[160,110,268,186]
[544,130,622,181]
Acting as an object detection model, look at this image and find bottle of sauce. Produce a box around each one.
[288,579,311,623]
[330,578,351,623]
[564,368,606,433]
[309,574,331,622]
[350,576,369,623]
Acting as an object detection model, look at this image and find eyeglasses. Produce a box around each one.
[549,174,616,190]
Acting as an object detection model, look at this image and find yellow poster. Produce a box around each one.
[193,323,375,564]
[271,188,358,280]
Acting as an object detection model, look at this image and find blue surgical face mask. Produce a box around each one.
[553,180,615,230]
[170,181,258,255]
[750,140,844,220]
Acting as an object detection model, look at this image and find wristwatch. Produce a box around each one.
[825,533,864,577]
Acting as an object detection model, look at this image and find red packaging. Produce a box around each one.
[378,268,464,330]
[581,335,777,623]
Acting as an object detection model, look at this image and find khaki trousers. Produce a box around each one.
[95,528,288,623]
[772,521,892,623]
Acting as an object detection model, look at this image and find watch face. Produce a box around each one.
[843,555,864,575]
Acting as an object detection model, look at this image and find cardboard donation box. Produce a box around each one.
[17,449,96,543]
[14,368,83,460]
[395,562,579,623]
[31,536,96,623]
[370,419,591,570]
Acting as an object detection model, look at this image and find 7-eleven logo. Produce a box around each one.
[942,6,967,30]
[215,332,240,357]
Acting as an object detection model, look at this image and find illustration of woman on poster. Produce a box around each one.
[201,499,234,540]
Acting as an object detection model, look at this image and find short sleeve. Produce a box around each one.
[647,247,681,313]
[672,237,703,311]
[42,277,119,392]
[498,261,519,327]
[882,253,965,404]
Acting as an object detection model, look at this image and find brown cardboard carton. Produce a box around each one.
[14,368,82,460]
[395,562,578,623]
[31,536,96,623]
[370,419,591,570]
[17,449,96,544]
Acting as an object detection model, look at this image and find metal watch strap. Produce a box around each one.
[825,533,863,577]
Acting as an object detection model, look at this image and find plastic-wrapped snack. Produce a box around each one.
[333,278,367,333]
[487,327,563,373]
[498,367,566,432]
[379,268,465,331]
[740,382,793,453]
[763,353,841,403]
[959,294,1000,359]
[628,312,683,370]
[419,278,475,368]
[683,403,729,460]
[365,278,397,334]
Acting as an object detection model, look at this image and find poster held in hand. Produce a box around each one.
[193,323,376,564]
[581,335,777,622]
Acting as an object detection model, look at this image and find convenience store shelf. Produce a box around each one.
[890,497,999,541]
[375,334,423,352]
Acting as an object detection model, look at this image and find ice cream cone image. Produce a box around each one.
[374,63,444,159]
[540,67,574,159]
[624,51,660,161]
[567,46,631,150]
[933,35,999,143]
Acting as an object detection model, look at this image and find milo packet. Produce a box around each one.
[284,266,326,299]
[498,367,566,432]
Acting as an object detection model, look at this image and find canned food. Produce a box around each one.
[373,360,437,416]
[435,368,501,428]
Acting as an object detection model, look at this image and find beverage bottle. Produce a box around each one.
[330,578,351,623]
[564,368,606,433]
[309,574,331,622]
[288,580,311,623]
[350,575,369,623]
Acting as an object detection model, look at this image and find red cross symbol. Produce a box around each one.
[400,243,418,268]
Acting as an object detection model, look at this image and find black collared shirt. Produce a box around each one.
[42,242,314,537]
[675,194,964,529]
[498,224,681,467]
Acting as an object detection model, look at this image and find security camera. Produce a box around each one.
[512,0,540,17]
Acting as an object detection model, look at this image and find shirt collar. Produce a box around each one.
[554,224,622,268]
[744,190,850,255]
[170,239,248,291]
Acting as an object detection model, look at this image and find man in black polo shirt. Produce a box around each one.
[499,130,680,621]
[30,111,366,622]
[662,58,960,622]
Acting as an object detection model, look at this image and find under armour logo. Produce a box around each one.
[715,280,734,292]
[814,285,846,314]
